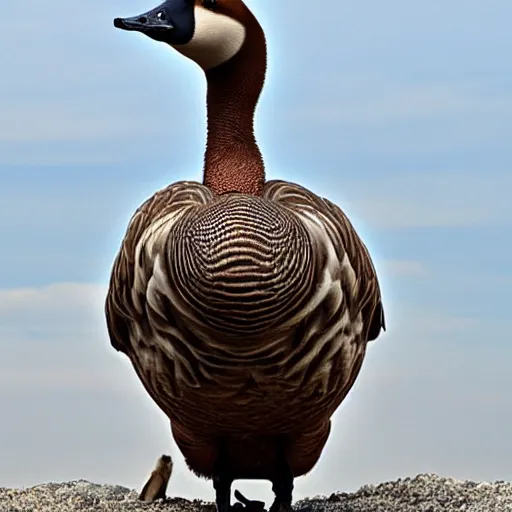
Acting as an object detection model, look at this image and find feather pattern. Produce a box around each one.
[105,178,385,479]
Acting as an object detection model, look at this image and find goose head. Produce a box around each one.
[113,0,262,72]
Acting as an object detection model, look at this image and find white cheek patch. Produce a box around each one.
[174,7,246,70]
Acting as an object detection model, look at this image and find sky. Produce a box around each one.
[1,0,511,506]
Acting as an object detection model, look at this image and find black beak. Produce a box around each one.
[114,11,174,34]
[113,0,195,44]
[113,16,174,33]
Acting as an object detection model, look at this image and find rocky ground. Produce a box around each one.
[1,474,511,512]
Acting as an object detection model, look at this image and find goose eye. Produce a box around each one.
[202,0,217,8]
[157,11,165,20]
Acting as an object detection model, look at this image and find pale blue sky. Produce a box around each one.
[1,0,511,505]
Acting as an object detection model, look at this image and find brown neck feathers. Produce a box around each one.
[203,11,267,196]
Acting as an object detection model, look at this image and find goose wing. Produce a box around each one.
[105,181,214,355]
[263,180,385,343]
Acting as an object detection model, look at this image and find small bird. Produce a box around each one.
[139,454,173,502]
[106,1,386,512]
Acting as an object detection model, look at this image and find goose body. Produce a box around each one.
[107,1,385,510]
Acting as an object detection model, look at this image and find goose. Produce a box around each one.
[106,1,386,511]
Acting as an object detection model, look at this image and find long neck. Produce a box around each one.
[203,29,267,196]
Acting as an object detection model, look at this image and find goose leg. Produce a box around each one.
[213,443,233,512]
[268,447,294,512]
[214,442,266,512]
[213,472,232,512]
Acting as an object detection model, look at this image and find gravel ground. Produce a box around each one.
[1,474,511,512]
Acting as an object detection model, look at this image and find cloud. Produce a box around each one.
[0,283,115,392]
[381,260,426,277]
[316,170,512,230]
[292,82,512,126]
[1,282,511,504]
[270,87,511,158]
[2,106,167,143]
